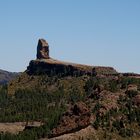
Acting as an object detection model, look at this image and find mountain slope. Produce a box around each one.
[0,69,19,85]
[1,39,140,140]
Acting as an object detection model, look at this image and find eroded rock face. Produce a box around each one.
[36,39,49,59]
[51,102,90,137]
[27,38,118,77]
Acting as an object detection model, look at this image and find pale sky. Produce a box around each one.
[0,0,140,73]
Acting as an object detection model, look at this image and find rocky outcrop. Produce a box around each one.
[37,39,49,59]
[27,59,118,77]
[27,59,93,76]
[50,102,90,138]
[27,39,118,77]
[45,126,95,140]
[123,73,140,79]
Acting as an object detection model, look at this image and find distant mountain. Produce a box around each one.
[0,69,19,84]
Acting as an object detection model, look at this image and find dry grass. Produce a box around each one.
[0,121,42,134]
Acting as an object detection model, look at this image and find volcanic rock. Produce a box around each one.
[50,102,91,137]
[36,39,49,59]
[27,38,118,77]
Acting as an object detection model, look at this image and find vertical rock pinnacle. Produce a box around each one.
[36,39,49,59]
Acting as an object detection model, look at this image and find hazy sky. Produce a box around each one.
[0,0,140,73]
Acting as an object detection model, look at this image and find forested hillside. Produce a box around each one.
[0,74,140,140]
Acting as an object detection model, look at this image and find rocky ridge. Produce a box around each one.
[27,39,118,77]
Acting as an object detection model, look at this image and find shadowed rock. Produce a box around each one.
[37,39,49,59]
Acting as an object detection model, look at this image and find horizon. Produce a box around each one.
[0,0,140,73]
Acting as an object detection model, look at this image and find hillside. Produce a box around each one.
[0,69,19,85]
[0,39,140,140]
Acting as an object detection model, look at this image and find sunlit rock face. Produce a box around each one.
[36,39,49,59]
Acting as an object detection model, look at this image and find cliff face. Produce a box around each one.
[27,59,93,76]
[27,59,118,77]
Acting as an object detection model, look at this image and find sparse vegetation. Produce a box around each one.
[0,71,140,139]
